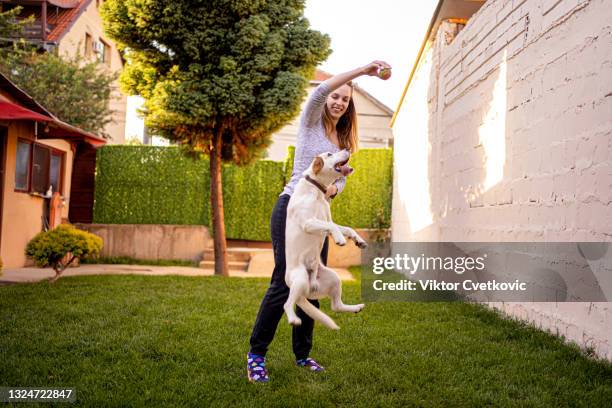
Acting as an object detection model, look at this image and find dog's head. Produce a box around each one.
[305,149,353,185]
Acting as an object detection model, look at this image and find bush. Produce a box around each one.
[93,146,285,240]
[25,225,103,282]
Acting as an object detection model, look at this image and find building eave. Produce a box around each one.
[390,0,486,127]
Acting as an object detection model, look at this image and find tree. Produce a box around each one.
[0,6,30,38]
[25,224,103,283]
[101,0,330,275]
[0,50,117,137]
[0,6,116,138]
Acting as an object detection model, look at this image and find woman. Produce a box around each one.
[247,61,391,383]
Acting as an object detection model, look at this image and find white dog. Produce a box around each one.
[284,150,367,330]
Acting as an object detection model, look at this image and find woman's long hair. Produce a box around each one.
[322,82,358,152]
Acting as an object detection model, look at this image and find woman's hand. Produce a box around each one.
[325,184,338,199]
[323,60,392,91]
[362,60,392,78]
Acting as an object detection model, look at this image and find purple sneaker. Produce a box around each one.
[247,353,269,383]
[296,357,325,372]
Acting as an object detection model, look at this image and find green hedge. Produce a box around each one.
[93,145,392,240]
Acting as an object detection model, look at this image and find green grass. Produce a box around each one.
[0,268,610,407]
[80,256,198,267]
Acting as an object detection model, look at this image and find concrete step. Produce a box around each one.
[198,260,249,271]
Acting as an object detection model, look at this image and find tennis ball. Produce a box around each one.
[378,67,391,80]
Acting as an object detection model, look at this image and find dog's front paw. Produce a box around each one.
[353,304,365,313]
[334,236,347,246]
[355,239,368,249]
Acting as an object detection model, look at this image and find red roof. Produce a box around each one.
[47,0,91,42]
[314,70,333,81]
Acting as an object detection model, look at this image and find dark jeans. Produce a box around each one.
[249,193,328,360]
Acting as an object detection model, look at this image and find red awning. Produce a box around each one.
[0,101,52,122]
[0,101,106,147]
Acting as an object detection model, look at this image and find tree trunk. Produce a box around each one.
[49,255,76,283]
[210,127,229,276]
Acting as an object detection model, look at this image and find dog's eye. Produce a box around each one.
[327,153,332,157]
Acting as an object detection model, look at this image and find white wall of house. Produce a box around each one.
[266,82,394,161]
[392,0,612,359]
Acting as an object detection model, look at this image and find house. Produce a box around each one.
[265,70,394,161]
[0,72,106,268]
[0,0,127,143]
[391,0,611,359]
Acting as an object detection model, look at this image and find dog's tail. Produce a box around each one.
[296,298,340,330]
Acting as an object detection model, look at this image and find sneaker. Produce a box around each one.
[247,352,269,383]
[296,357,325,372]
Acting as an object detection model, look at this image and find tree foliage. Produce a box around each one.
[0,6,31,39]
[101,0,331,164]
[0,49,117,137]
[0,6,116,138]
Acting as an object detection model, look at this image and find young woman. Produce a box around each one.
[247,61,391,383]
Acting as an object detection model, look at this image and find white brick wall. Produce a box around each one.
[392,0,612,360]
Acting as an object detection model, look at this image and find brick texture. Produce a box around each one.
[392,0,612,360]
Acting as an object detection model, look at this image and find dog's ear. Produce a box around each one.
[312,156,324,175]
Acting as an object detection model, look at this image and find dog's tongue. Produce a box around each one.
[340,164,353,176]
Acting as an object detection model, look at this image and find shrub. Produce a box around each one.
[93,146,285,240]
[25,224,103,283]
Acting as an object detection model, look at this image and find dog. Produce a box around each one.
[284,149,367,330]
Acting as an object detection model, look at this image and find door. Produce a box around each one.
[69,142,97,223]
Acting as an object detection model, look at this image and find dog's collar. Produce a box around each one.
[305,175,328,196]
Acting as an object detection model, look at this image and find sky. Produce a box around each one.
[304,0,438,111]
[125,1,438,140]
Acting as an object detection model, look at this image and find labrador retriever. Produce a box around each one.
[284,149,367,330]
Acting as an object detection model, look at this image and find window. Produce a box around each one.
[15,140,31,191]
[32,144,50,194]
[50,152,62,194]
[95,39,111,66]
[102,40,111,66]
[14,139,64,195]
[85,32,92,57]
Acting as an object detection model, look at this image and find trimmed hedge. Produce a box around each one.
[93,145,392,240]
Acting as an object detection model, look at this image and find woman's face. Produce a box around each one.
[326,84,352,120]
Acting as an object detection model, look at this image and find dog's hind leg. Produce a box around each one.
[306,257,319,295]
[284,266,309,326]
[319,264,365,313]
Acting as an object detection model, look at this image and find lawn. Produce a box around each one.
[0,269,610,407]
